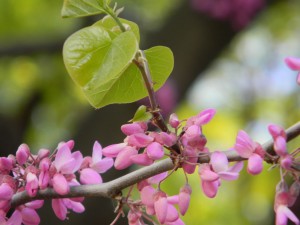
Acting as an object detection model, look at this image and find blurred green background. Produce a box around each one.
[0,0,299,224]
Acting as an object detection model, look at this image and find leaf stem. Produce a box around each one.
[133,51,169,133]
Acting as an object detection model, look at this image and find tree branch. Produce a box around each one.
[10,121,300,208]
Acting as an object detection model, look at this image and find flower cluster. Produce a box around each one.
[0,106,299,225]
[0,140,113,224]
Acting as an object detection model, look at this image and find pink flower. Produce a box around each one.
[178,184,192,216]
[125,133,154,148]
[52,143,83,195]
[274,190,299,225]
[16,144,30,165]
[121,122,146,136]
[198,152,243,198]
[52,198,85,221]
[169,113,180,129]
[114,146,138,170]
[153,191,168,224]
[20,207,40,225]
[25,172,39,197]
[234,130,264,175]
[284,56,300,85]
[146,142,164,160]
[90,141,114,173]
[102,143,127,157]
[0,183,14,201]
[186,108,216,127]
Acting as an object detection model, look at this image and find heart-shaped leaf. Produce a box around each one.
[62,0,107,18]
[84,45,174,108]
[63,20,174,109]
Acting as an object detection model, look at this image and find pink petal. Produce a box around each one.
[140,186,155,206]
[146,142,164,160]
[218,171,239,181]
[182,149,198,174]
[0,157,13,172]
[229,161,244,173]
[53,144,72,171]
[165,218,185,225]
[52,173,69,195]
[70,151,83,173]
[92,141,103,162]
[38,170,50,190]
[16,144,30,165]
[247,153,263,175]
[276,205,299,225]
[7,210,22,225]
[0,183,14,200]
[114,147,138,170]
[92,157,114,173]
[126,133,154,148]
[201,180,219,198]
[151,132,177,147]
[234,130,255,158]
[25,200,44,209]
[284,57,300,71]
[63,199,85,213]
[169,113,180,128]
[21,208,40,225]
[195,108,216,126]
[130,153,153,166]
[147,172,168,184]
[165,204,179,222]
[178,185,192,216]
[25,172,39,197]
[167,195,179,205]
[280,155,293,170]
[154,193,168,224]
[198,164,219,181]
[268,124,286,140]
[210,151,228,173]
[102,143,127,157]
[52,199,67,220]
[121,123,144,136]
[80,168,102,184]
[274,136,287,156]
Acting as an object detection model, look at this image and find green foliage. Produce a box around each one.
[63,13,174,108]
[130,105,152,122]
[62,0,110,18]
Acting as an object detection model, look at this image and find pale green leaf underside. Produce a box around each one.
[62,0,106,18]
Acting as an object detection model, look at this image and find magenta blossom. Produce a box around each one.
[51,143,83,195]
[80,141,114,184]
[234,130,265,175]
[284,56,300,85]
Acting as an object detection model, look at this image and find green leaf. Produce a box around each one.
[63,21,173,109]
[85,45,174,108]
[63,22,139,107]
[95,16,140,43]
[130,105,152,122]
[62,0,106,18]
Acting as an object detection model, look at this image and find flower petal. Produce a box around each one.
[80,168,102,184]
[247,153,263,175]
[210,151,228,173]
